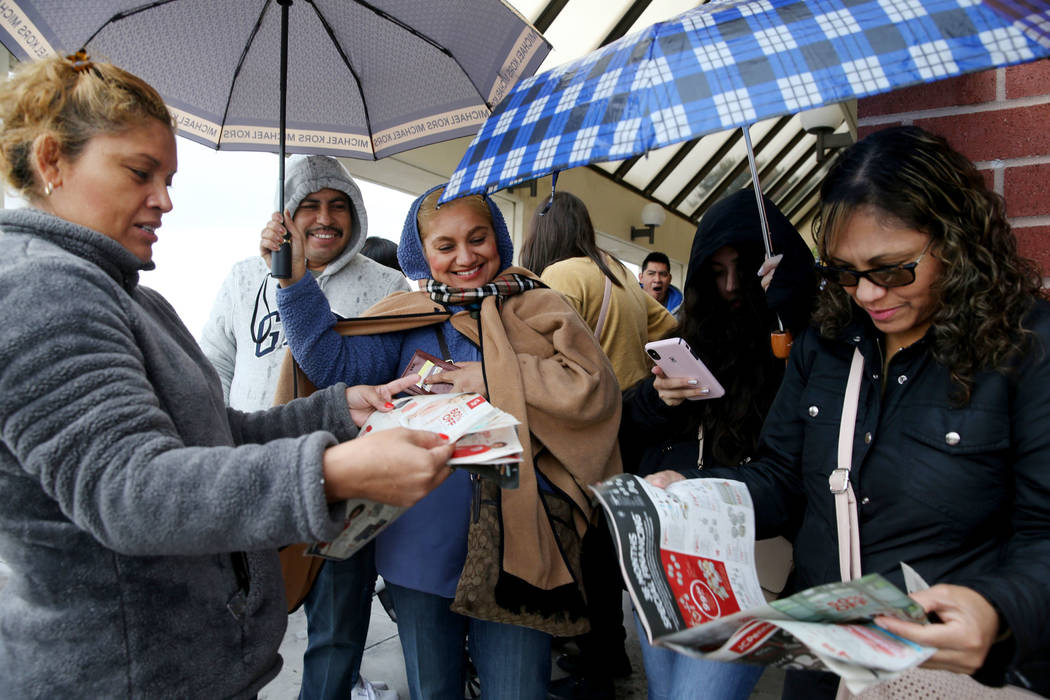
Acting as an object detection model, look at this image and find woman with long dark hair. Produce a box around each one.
[620,189,816,699]
[648,126,1050,697]
[622,189,815,474]
[521,191,676,391]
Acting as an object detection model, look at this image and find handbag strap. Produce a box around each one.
[830,347,865,582]
[432,325,453,362]
[593,273,613,339]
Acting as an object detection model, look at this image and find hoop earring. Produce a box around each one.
[44,182,53,196]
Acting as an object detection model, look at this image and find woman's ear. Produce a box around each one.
[31,134,64,194]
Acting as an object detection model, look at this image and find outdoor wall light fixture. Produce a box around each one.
[631,202,667,244]
[799,104,853,163]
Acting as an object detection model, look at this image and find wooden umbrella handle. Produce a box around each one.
[771,330,793,360]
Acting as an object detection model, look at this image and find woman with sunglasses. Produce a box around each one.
[646,125,1050,697]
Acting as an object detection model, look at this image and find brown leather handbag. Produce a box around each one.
[273,356,327,613]
[279,543,325,613]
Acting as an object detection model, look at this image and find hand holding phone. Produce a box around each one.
[644,338,725,401]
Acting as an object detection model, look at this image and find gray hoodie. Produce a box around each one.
[0,208,351,698]
[201,155,409,410]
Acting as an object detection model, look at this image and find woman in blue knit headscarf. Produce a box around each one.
[265,185,623,700]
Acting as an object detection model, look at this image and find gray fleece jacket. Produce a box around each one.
[0,208,350,698]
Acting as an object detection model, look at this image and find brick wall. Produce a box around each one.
[856,60,1050,278]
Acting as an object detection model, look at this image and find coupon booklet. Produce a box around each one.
[307,392,522,561]
[591,474,937,694]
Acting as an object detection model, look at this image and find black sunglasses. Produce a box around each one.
[815,239,933,289]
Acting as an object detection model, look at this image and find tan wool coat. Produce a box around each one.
[275,267,623,634]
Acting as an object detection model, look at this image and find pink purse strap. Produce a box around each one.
[831,347,865,582]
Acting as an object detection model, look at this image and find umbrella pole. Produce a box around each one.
[742,125,791,358]
[271,0,293,279]
[742,126,773,260]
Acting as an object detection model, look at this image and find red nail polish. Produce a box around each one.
[439,433,450,441]
[365,425,372,432]
[384,402,395,409]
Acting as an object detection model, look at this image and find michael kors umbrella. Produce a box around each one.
[0,0,548,274]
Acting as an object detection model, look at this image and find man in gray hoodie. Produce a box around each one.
[201,155,407,700]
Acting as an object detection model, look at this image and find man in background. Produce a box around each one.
[201,155,408,700]
[639,251,683,318]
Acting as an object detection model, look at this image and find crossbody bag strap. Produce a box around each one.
[830,347,865,582]
[433,324,453,362]
[593,274,613,339]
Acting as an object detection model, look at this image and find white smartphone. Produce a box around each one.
[644,337,725,400]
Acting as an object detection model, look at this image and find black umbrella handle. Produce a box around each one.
[271,0,293,279]
[272,237,292,279]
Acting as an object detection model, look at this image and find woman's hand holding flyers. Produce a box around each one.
[322,428,454,507]
[345,376,419,427]
[644,470,687,489]
[874,584,1001,675]
[324,376,456,507]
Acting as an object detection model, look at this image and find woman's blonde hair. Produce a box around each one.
[416,187,491,238]
[0,54,174,201]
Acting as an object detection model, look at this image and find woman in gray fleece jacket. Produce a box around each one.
[0,56,453,699]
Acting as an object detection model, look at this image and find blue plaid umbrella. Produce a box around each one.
[442,0,1050,202]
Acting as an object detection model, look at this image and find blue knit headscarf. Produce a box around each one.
[396,183,515,282]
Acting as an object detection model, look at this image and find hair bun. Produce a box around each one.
[65,49,94,73]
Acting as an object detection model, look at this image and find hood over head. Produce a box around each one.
[397,183,514,282]
[688,190,808,278]
[686,189,815,332]
[277,155,369,268]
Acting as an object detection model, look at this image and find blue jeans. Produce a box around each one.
[299,541,377,700]
[385,581,551,700]
[635,614,763,700]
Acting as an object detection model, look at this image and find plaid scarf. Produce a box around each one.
[425,271,544,306]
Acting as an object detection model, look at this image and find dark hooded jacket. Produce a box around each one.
[686,190,815,335]
[621,190,816,475]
